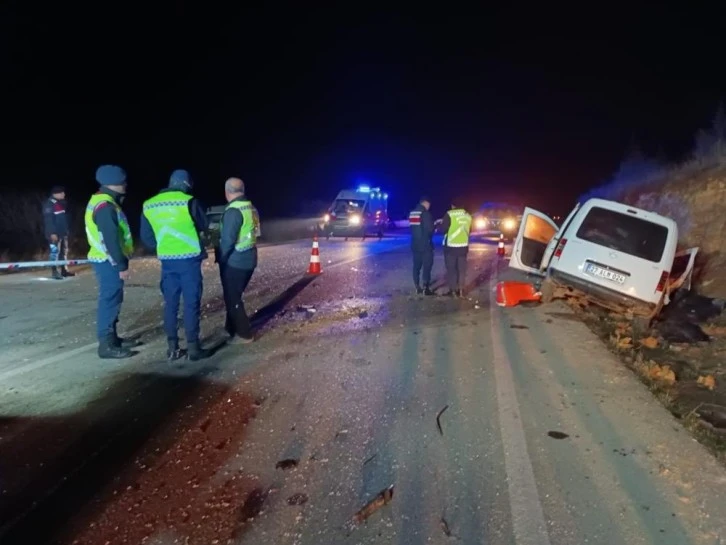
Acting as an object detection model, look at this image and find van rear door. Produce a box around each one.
[509,207,559,275]
[555,204,675,305]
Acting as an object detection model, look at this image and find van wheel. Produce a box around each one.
[539,278,555,304]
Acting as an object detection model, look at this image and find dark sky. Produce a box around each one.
[3,2,726,219]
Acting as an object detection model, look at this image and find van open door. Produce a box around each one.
[668,247,699,292]
[509,207,559,275]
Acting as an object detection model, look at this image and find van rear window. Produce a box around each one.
[575,206,669,263]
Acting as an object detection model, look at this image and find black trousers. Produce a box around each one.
[412,246,434,288]
[220,264,255,338]
[49,236,69,273]
[444,246,468,291]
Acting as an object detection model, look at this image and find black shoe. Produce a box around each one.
[228,334,255,346]
[166,340,185,361]
[61,269,75,277]
[51,269,63,280]
[187,341,212,361]
[456,289,464,298]
[423,288,435,296]
[415,287,423,295]
[98,337,134,359]
[114,336,142,349]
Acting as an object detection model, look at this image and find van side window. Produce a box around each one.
[575,207,669,263]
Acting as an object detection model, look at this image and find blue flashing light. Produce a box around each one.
[383,193,388,199]
[357,185,371,193]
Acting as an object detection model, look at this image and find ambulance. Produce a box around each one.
[321,185,389,239]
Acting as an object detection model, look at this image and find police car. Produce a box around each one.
[471,202,522,241]
[321,185,389,240]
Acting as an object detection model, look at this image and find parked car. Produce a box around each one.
[508,198,698,327]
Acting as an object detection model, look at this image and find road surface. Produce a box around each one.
[0,236,725,545]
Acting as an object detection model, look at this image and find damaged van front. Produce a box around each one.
[509,198,698,321]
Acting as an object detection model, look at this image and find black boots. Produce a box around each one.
[187,341,211,361]
[98,335,134,359]
[51,267,63,280]
[61,268,75,277]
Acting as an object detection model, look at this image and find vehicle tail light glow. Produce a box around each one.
[655,270,669,293]
[554,238,567,258]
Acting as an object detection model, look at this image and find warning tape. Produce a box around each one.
[0,259,91,270]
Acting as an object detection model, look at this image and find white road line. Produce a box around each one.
[489,273,552,545]
[0,241,408,381]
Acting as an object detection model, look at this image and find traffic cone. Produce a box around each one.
[497,239,505,257]
[307,236,322,275]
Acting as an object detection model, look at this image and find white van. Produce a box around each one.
[509,198,697,320]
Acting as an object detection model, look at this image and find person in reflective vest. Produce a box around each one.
[215,177,259,344]
[409,196,435,295]
[141,169,210,360]
[85,165,139,359]
[441,200,472,297]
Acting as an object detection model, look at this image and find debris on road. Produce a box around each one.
[436,405,449,435]
[698,375,716,390]
[639,336,659,349]
[296,304,317,314]
[358,310,369,319]
[440,517,452,537]
[287,493,309,506]
[362,454,377,466]
[547,431,569,440]
[351,485,395,525]
[276,458,299,470]
[510,324,529,329]
[495,281,541,308]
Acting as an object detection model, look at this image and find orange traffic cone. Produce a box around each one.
[497,239,505,257]
[307,235,322,275]
[495,281,541,307]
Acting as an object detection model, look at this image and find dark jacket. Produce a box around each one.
[91,188,130,272]
[409,203,434,250]
[43,197,69,238]
[139,188,209,261]
[217,196,258,270]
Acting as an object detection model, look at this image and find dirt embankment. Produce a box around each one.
[592,164,726,298]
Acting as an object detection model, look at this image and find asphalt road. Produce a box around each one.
[0,235,725,545]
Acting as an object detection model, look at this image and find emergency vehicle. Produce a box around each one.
[471,202,522,241]
[321,185,389,239]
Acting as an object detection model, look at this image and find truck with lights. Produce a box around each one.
[321,185,389,240]
[471,201,523,241]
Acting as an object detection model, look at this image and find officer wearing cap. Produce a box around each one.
[141,169,210,360]
[42,184,75,280]
[85,165,140,358]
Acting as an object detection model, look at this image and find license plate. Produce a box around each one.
[585,263,627,284]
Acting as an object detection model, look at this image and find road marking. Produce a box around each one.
[489,273,552,545]
[0,240,408,381]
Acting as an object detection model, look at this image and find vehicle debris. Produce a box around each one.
[440,517,452,537]
[351,485,395,525]
[510,324,529,329]
[362,454,377,466]
[287,493,309,506]
[436,405,449,435]
[275,458,299,470]
[547,431,569,439]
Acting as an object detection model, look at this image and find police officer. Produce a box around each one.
[441,199,472,297]
[42,185,75,280]
[85,165,139,359]
[141,169,211,361]
[409,196,435,295]
[216,177,260,344]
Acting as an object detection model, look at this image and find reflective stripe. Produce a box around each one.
[142,191,201,259]
[85,194,133,263]
[223,200,258,252]
[444,208,472,247]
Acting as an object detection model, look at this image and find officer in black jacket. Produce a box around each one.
[409,196,435,295]
[42,185,75,280]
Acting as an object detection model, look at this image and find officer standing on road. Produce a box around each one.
[85,165,139,359]
[43,185,75,280]
[409,196,435,295]
[141,169,211,361]
[215,177,260,344]
[441,199,472,298]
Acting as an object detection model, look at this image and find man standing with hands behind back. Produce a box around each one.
[85,165,139,359]
[216,177,260,345]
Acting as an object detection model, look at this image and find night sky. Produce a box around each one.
[3,3,726,220]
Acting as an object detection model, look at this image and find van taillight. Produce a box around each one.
[554,238,567,258]
[655,271,669,293]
